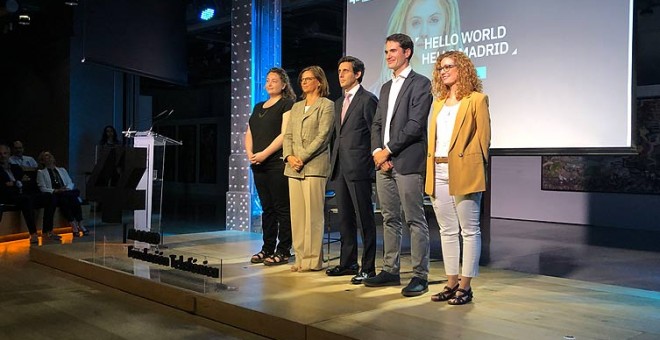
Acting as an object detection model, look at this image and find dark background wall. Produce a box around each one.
[0,1,72,164]
[1,0,659,231]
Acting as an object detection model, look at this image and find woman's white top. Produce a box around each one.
[434,103,460,157]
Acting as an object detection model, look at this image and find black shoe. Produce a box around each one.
[45,232,62,241]
[363,270,401,287]
[326,264,359,276]
[401,277,428,297]
[351,271,376,285]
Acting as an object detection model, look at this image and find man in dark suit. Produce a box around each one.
[0,143,58,244]
[326,56,378,284]
[365,33,433,297]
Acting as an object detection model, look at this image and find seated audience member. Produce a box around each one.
[0,144,58,244]
[37,151,89,237]
[9,140,38,170]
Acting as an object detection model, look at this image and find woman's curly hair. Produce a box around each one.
[432,50,482,100]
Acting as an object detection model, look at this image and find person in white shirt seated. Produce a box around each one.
[36,151,89,237]
[9,140,38,170]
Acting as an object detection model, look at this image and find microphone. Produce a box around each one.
[152,109,172,121]
[122,126,136,138]
[123,109,172,137]
[149,109,174,132]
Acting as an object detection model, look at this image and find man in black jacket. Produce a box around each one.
[327,56,378,284]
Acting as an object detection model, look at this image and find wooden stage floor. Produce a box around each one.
[30,230,660,340]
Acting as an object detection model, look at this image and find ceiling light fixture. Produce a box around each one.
[18,12,30,26]
[198,0,217,21]
[199,7,215,21]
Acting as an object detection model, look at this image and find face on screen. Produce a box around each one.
[385,41,410,74]
[406,0,448,78]
[406,0,447,50]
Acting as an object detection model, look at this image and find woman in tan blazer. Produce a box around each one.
[424,51,491,305]
[283,65,335,272]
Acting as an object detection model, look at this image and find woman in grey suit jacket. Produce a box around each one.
[283,65,335,272]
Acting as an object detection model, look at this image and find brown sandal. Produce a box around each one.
[431,283,459,302]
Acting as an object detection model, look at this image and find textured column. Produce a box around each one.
[226,0,281,232]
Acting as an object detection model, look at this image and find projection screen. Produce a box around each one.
[82,0,188,85]
[346,0,634,153]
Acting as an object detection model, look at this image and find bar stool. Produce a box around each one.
[323,189,340,262]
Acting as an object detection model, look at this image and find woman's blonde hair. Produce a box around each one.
[432,50,482,100]
[387,0,461,43]
[37,151,54,168]
[371,0,462,91]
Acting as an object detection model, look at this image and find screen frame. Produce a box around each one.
[343,0,637,156]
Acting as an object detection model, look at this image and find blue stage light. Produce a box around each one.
[200,8,215,21]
